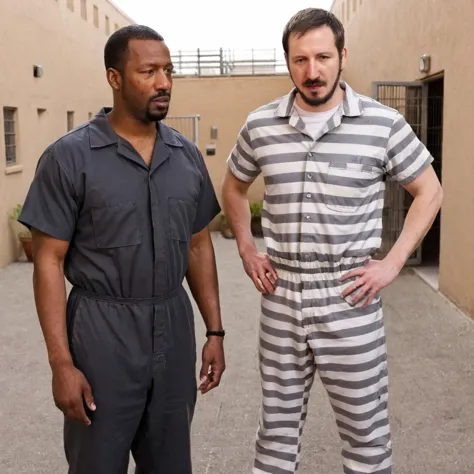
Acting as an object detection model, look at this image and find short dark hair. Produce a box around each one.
[282,8,345,56]
[104,25,164,72]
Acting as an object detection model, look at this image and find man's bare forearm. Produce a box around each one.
[222,178,256,258]
[386,187,443,270]
[186,233,223,332]
[33,253,72,370]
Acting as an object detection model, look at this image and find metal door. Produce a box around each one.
[371,81,425,265]
[163,114,200,145]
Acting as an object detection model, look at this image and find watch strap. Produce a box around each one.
[206,330,226,338]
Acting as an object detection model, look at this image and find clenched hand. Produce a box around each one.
[52,362,96,425]
[199,338,226,394]
[241,251,278,294]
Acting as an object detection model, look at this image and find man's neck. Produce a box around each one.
[107,108,157,141]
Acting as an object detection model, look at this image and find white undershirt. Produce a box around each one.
[294,103,340,140]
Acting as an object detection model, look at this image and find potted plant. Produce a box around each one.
[9,204,33,262]
[249,201,263,237]
[219,213,235,239]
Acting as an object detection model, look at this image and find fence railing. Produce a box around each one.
[163,115,200,145]
[170,48,288,76]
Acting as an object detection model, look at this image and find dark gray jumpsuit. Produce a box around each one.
[19,108,221,474]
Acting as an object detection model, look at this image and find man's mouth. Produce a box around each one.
[305,83,325,90]
[152,96,169,105]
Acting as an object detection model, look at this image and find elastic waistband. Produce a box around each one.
[270,257,369,275]
[71,286,179,305]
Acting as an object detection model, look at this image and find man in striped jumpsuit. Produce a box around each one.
[221,8,443,474]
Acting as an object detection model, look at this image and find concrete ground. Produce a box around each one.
[1,234,473,474]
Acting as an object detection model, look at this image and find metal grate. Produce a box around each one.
[3,107,17,166]
[163,115,200,146]
[372,82,424,264]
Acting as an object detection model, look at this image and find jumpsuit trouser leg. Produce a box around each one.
[64,286,197,474]
[253,264,392,474]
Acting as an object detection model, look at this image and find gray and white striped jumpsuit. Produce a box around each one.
[227,82,433,474]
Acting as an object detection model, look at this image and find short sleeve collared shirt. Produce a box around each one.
[20,108,220,297]
[227,82,433,271]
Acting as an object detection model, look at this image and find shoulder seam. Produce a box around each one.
[46,149,79,202]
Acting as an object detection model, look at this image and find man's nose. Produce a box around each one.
[306,58,321,80]
[154,70,171,91]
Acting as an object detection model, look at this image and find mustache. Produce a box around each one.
[150,91,171,101]
[303,79,326,87]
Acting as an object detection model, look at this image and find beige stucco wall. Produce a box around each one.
[0,1,293,266]
[0,0,132,267]
[169,75,294,229]
[332,0,474,317]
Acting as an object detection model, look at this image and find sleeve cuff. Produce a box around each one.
[17,215,73,242]
[396,155,434,185]
[227,158,258,184]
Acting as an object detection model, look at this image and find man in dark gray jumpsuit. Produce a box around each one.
[18,25,225,474]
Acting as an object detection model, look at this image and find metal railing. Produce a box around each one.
[170,48,288,76]
[163,115,200,145]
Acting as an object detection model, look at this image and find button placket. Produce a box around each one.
[301,143,318,261]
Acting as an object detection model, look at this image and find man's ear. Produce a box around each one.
[106,68,122,91]
[340,47,348,72]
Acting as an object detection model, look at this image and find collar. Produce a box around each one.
[89,107,183,149]
[275,81,364,118]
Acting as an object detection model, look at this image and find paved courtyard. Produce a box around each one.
[1,234,473,473]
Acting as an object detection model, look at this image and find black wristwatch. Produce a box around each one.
[206,330,225,338]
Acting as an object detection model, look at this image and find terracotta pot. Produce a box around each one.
[20,235,33,262]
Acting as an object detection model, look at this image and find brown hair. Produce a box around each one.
[282,8,345,56]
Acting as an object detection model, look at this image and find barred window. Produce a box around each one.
[4,107,17,166]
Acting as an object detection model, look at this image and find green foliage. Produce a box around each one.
[10,203,23,220]
[249,201,263,218]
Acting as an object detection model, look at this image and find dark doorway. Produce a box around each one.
[421,76,443,265]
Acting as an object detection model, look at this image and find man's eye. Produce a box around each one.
[143,69,154,75]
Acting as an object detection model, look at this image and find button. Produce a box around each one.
[307,173,313,179]
[306,193,311,199]
[308,152,313,157]
[305,215,311,221]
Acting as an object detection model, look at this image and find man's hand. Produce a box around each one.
[199,338,225,394]
[241,251,278,294]
[340,258,401,307]
[52,362,96,425]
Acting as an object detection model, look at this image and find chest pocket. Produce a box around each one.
[168,197,197,242]
[324,162,381,213]
[91,202,142,248]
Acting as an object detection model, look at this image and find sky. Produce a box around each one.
[111,0,334,51]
